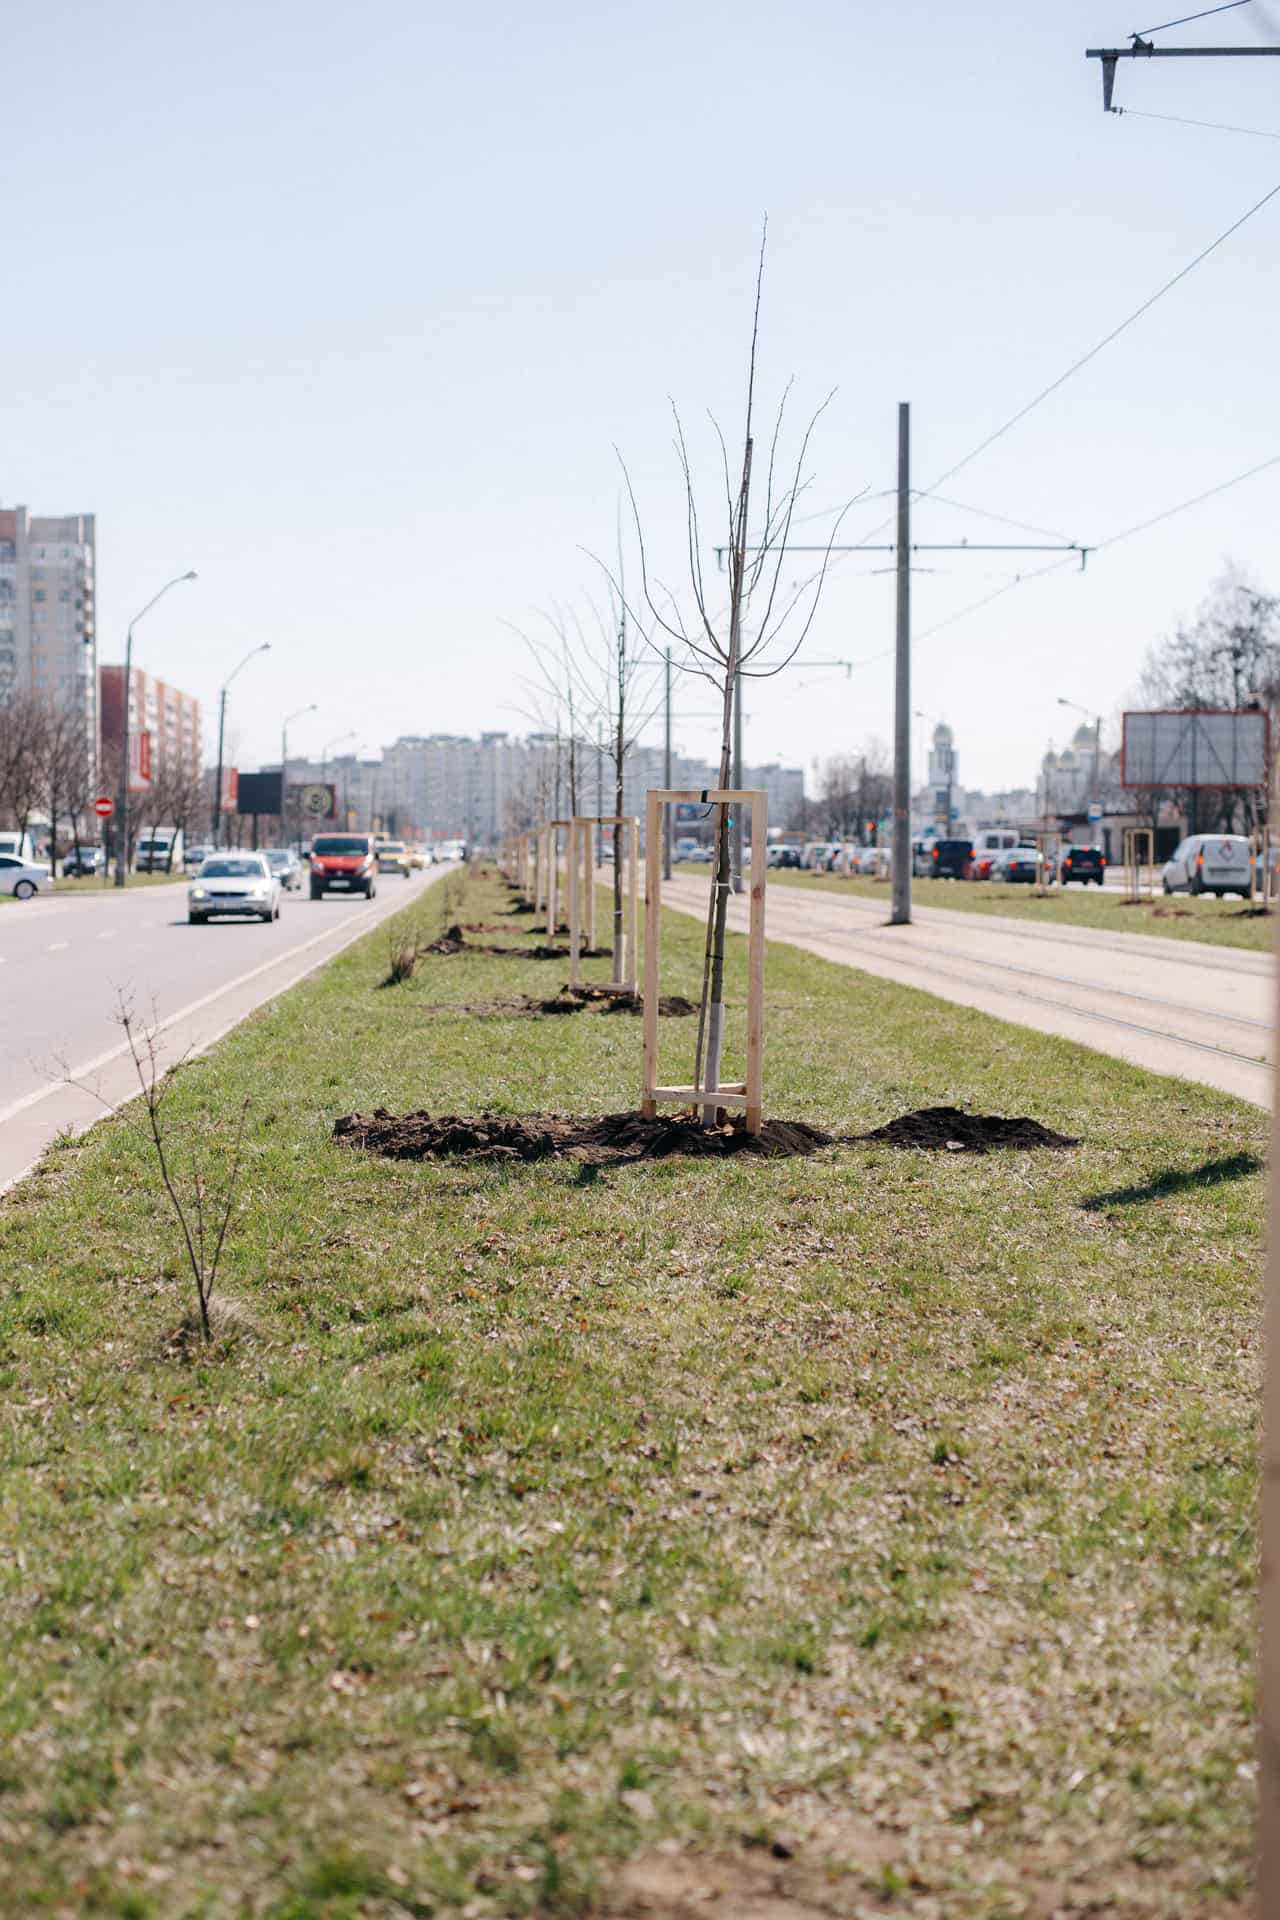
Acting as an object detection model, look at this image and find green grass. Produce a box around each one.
[0,870,187,905]
[0,867,1263,1916]
[746,864,1274,953]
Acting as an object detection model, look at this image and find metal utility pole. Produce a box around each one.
[891,403,912,926]
[114,570,197,887]
[212,642,270,847]
[663,648,673,881]
[281,702,316,849]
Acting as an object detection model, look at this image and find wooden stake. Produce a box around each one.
[1264,915,1280,1903]
[641,791,661,1119]
[745,792,767,1134]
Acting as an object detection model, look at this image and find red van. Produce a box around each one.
[309,832,378,900]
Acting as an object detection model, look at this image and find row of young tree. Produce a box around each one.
[0,690,207,869]
[504,228,848,1114]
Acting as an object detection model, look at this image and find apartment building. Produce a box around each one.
[0,505,97,756]
[99,665,202,781]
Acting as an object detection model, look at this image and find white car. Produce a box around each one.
[188,853,282,924]
[1162,833,1253,899]
[0,854,52,900]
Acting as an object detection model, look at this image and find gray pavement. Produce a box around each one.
[0,863,447,1193]
[660,875,1274,1108]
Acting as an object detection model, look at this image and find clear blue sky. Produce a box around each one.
[6,0,1280,792]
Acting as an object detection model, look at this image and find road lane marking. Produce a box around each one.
[0,876,441,1135]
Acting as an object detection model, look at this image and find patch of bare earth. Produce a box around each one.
[602,1841,1253,1919]
[333,1107,834,1163]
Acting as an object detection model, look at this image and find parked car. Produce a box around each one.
[61,846,104,877]
[1161,833,1253,899]
[263,847,302,890]
[971,851,998,881]
[767,846,803,869]
[993,845,1044,884]
[802,841,838,871]
[1059,845,1107,886]
[309,832,379,899]
[188,853,281,924]
[375,838,412,877]
[0,854,52,900]
[183,843,213,873]
[683,844,715,864]
[929,838,975,880]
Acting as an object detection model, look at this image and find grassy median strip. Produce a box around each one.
[751,865,1274,953]
[0,869,1263,1917]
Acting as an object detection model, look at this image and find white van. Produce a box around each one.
[1161,833,1253,899]
[135,827,184,873]
[974,829,1019,857]
[0,830,36,864]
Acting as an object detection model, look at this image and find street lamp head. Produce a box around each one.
[182,570,198,582]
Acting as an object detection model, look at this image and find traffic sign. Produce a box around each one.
[94,796,114,819]
[1088,803,1103,823]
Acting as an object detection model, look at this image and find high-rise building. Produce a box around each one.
[0,505,97,755]
[99,666,202,783]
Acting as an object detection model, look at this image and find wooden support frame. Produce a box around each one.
[1033,832,1060,898]
[1123,826,1154,903]
[568,816,638,993]
[1253,826,1273,904]
[641,789,767,1135]
[543,820,572,938]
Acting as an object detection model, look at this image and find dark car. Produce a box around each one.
[1059,845,1107,886]
[930,838,974,880]
[62,846,104,877]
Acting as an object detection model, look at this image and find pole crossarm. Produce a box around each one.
[715,541,1091,569]
[1086,42,1280,109]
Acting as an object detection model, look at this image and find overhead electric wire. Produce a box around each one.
[1116,104,1280,137]
[910,490,1077,544]
[831,449,1280,671]
[1133,0,1256,33]
[924,172,1280,496]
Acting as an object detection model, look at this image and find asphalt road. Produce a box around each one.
[661,874,1274,1108]
[0,863,447,1192]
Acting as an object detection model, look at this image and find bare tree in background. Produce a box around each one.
[615,229,851,1118]
[0,693,51,848]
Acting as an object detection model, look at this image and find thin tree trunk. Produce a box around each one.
[696,436,753,1122]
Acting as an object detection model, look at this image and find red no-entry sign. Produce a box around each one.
[94,796,114,819]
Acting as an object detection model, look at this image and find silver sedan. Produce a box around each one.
[188,854,282,925]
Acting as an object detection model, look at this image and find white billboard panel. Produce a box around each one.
[1121,709,1269,789]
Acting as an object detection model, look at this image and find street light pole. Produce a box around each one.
[114,570,197,887]
[212,643,271,846]
[663,648,673,882]
[281,702,317,849]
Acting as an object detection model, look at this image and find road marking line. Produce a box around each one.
[0,875,440,1134]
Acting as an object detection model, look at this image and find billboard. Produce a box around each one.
[289,781,337,822]
[237,770,284,816]
[1121,709,1269,790]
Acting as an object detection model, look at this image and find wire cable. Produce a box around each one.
[1134,0,1255,34]
[925,173,1280,496]
[1116,104,1280,137]
[910,490,1077,544]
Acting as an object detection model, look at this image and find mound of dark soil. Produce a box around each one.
[859,1106,1078,1153]
[423,925,469,954]
[334,1107,834,1165]
[595,992,697,1017]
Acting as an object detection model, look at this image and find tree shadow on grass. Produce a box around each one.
[1080,1151,1264,1212]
